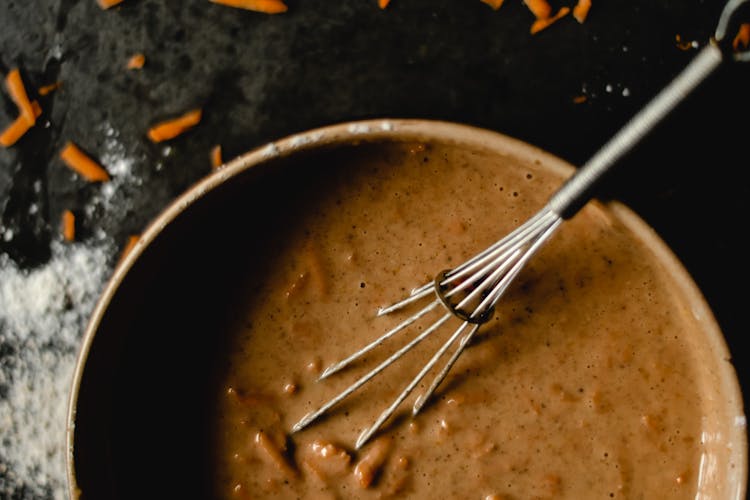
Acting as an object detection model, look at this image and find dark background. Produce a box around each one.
[1,0,748,497]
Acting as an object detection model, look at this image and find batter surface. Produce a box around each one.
[209,140,713,499]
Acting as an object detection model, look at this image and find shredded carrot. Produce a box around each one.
[62,210,75,242]
[210,144,223,169]
[147,108,202,143]
[523,0,552,20]
[480,0,504,10]
[97,0,124,9]
[572,95,587,104]
[38,81,62,96]
[5,68,36,126]
[733,23,750,51]
[531,7,570,34]
[675,34,694,51]
[126,53,146,70]
[60,142,111,182]
[0,101,42,147]
[378,0,390,8]
[209,0,288,14]
[572,0,591,23]
[118,234,141,265]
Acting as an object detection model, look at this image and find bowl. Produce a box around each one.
[66,119,747,499]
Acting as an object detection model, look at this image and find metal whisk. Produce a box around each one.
[291,0,749,450]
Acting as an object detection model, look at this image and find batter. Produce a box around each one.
[209,140,724,499]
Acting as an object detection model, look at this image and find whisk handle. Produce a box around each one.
[548,41,724,219]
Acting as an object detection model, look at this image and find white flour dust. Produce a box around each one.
[0,242,112,499]
[0,122,145,499]
[85,123,142,224]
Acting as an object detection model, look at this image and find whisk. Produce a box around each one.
[291,0,750,450]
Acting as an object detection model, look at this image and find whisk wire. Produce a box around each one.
[412,322,478,415]
[291,207,562,444]
[377,208,558,317]
[354,321,477,450]
[319,300,440,380]
[412,214,563,416]
[291,311,452,433]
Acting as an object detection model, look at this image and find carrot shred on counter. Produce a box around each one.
[118,234,141,265]
[210,144,223,169]
[523,0,552,20]
[126,53,146,70]
[5,69,36,126]
[378,0,391,9]
[572,95,587,104]
[675,34,694,51]
[38,81,62,96]
[97,0,124,9]
[60,142,111,182]
[480,0,504,10]
[531,7,570,34]
[0,101,42,147]
[62,210,75,242]
[147,108,202,143]
[734,23,750,51]
[572,0,591,23]
[209,0,288,14]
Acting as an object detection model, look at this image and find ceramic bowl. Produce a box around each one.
[66,119,747,499]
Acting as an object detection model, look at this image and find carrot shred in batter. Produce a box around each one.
[572,0,591,23]
[530,7,570,34]
[60,142,111,182]
[97,0,124,9]
[5,69,36,126]
[378,0,391,8]
[211,145,223,169]
[209,0,288,14]
[734,23,750,51]
[0,101,42,147]
[127,53,146,69]
[62,210,76,242]
[147,108,203,143]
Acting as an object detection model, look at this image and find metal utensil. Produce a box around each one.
[292,0,750,450]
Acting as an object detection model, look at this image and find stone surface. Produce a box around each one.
[1,0,748,498]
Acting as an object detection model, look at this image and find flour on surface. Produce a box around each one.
[0,117,147,498]
[0,237,112,499]
[87,123,141,218]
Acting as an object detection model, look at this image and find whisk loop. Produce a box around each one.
[291,0,748,450]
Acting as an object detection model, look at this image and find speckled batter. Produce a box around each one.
[210,141,709,499]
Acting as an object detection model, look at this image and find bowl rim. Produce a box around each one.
[66,118,748,499]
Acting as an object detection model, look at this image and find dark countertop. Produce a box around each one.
[1,0,749,497]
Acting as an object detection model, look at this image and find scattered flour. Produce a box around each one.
[92,123,141,210]
[0,242,112,499]
[0,121,144,498]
